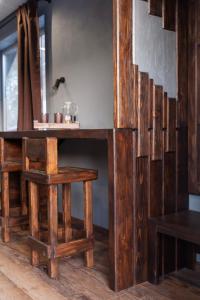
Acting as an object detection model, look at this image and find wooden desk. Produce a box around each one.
[0,129,134,292]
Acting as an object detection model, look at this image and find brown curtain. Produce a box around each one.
[17,0,41,130]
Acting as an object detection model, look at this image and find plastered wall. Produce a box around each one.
[133,0,176,98]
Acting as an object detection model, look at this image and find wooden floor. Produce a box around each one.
[0,230,199,300]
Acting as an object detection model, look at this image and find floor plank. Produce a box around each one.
[0,271,32,300]
[0,230,199,300]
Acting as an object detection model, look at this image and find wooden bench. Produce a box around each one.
[23,137,98,279]
[0,138,28,242]
[148,210,200,284]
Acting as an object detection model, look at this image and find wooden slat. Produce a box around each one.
[56,239,93,258]
[148,0,162,17]
[163,152,176,274]
[176,0,188,128]
[108,129,134,291]
[137,72,149,157]
[84,181,94,268]
[166,98,176,152]
[148,79,154,130]
[162,92,168,130]
[133,64,139,129]
[162,0,176,31]
[152,85,163,160]
[134,157,148,284]
[188,0,200,194]
[113,0,133,128]
[148,155,163,277]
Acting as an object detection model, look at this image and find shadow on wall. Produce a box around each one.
[58,140,108,229]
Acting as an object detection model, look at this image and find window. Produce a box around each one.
[0,17,46,131]
[2,44,18,131]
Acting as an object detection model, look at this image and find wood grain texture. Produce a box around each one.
[137,72,149,157]
[134,156,148,284]
[152,85,163,160]
[62,184,72,242]
[176,0,188,128]
[162,0,176,31]
[163,152,176,274]
[148,0,162,17]
[166,98,176,152]
[84,181,94,268]
[1,172,10,243]
[113,0,133,128]
[47,185,58,279]
[188,0,200,194]
[108,129,134,291]
[29,181,39,266]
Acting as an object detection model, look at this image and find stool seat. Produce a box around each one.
[0,161,22,172]
[24,166,98,184]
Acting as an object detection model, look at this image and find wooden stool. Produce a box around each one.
[0,138,27,242]
[23,137,98,278]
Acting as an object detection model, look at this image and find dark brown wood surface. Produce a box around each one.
[108,129,134,291]
[188,0,200,194]
[113,0,133,128]
[162,0,176,31]
[148,0,162,17]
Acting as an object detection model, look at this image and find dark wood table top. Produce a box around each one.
[0,129,113,140]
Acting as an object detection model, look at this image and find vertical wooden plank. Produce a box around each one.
[48,185,58,279]
[46,138,58,175]
[148,79,154,130]
[166,98,176,152]
[162,92,168,130]
[134,156,148,283]
[1,172,10,243]
[163,152,176,274]
[188,0,199,193]
[113,0,133,128]
[62,184,72,242]
[108,129,134,291]
[176,0,188,128]
[84,181,94,268]
[133,64,139,129]
[0,138,4,165]
[162,0,176,31]
[148,0,162,17]
[152,85,163,160]
[137,72,149,157]
[29,181,39,266]
[176,0,194,271]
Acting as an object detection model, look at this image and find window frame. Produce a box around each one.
[1,42,18,131]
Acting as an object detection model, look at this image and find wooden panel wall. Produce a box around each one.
[113,0,190,289]
[188,0,200,194]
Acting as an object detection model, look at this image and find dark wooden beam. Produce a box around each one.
[113,0,133,128]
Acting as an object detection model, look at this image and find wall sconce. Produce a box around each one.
[52,77,66,91]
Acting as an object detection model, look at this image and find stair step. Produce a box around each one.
[148,0,162,17]
[162,0,176,31]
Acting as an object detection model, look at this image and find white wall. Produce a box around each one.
[133,0,176,98]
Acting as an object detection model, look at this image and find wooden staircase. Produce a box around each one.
[141,0,176,31]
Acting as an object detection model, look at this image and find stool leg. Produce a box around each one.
[62,184,72,242]
[29,181,39,266]
[84,181,94,268]
[1,172,10,242]
[48,185,58,279]
[21,175,28,216]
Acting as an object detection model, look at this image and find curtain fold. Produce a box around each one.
[17,0,41,131]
